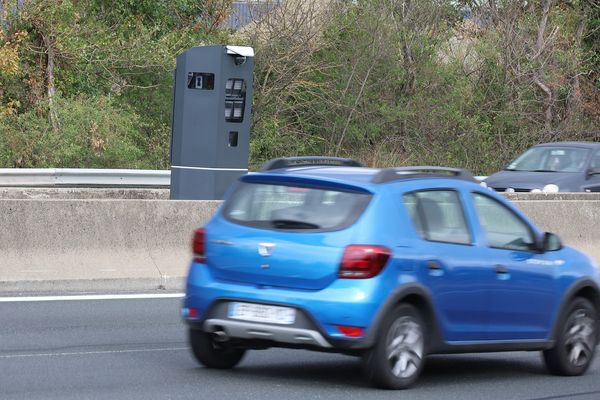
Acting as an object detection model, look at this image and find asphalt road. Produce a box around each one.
[1,296,599,400]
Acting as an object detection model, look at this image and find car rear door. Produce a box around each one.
[402,189,492,342]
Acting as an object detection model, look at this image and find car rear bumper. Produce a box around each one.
[202,318,332,348]
[182,262,392,350]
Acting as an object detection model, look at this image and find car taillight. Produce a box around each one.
[336,325,364,337]
[338,245,391,279]
[192,228,206,263]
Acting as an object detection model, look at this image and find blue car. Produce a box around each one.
[182,157,600,389]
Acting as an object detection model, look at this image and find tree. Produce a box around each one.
[0,0,232,168]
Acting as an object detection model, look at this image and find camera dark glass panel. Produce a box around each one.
[225,79,246,122]
[187,72,215,90]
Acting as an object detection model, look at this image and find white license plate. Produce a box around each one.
[228,302,296,325]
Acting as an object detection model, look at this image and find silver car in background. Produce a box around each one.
[485,142,600,193]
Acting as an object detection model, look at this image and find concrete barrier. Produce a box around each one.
[512,200,600,265]
[0,199,219,293]
[0,187,169,200]
[0,193,598,294]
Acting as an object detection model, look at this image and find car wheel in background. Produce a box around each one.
[543,297,598,376]
[363,304,426,389]
[189,328,246,369]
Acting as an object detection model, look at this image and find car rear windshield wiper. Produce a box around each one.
[532,169,556,172]
[271,219,321,229]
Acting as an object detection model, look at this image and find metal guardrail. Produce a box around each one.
[0,168,486,188]
[0,169,171,187]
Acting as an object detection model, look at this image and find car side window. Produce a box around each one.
[591,151,600,169]
[472,193,535,251]
[403,190,472,245]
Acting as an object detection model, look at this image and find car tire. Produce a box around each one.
[362,304,426,389]
[543,297,598,376]
[189,328,246,369]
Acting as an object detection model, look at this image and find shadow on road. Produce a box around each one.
[421,353,546,384]
[193,351,548,389]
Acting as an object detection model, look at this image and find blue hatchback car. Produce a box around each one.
[182,157,600,389]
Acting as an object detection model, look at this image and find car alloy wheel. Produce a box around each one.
[543,297,598,376]
[386,316,424,379]
[363,304,426,389]
[564,308,596,368]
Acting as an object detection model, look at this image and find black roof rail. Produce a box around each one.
[372,166,476,184]
[259,156,364,171]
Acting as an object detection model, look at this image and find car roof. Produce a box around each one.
[248,165,481,193]
[253,166,380,184]
[533,141,600,149]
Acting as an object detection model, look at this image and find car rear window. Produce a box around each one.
[223,182,372,231]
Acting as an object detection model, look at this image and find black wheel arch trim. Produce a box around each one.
[362,283,445,352]
[550,278,600,344]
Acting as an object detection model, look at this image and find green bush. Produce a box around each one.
[0,95,168,168]
[1,0,599,173]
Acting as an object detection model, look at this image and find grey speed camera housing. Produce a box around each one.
[170,45,254,200]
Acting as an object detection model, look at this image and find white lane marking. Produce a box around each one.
[0,293,185,302]
[0,347,189,359]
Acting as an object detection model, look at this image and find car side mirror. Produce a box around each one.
[542,232,562,252]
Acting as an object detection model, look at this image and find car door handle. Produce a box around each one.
[426,260,444,276]
[495,264,508,274]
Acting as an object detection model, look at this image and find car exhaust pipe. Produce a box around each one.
[212,330,229,342]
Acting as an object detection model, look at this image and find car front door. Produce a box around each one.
[403,189,491,342]
[470,192,559,341]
